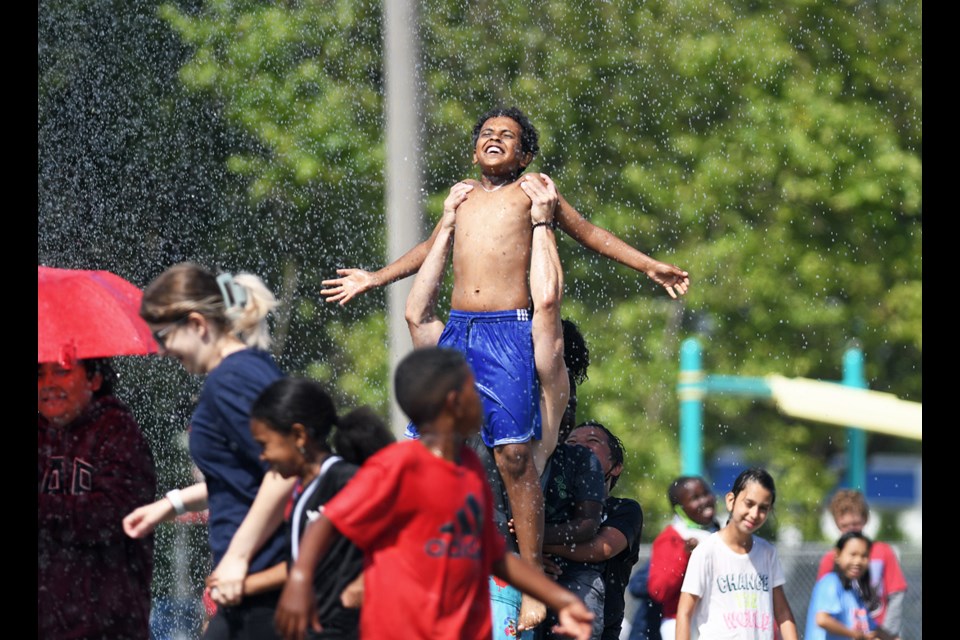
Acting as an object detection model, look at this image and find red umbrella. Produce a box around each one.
[38,266,158,365]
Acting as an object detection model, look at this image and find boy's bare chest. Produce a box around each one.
[456,187,531,239]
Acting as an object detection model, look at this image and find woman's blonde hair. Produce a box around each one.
[141,262,277,350]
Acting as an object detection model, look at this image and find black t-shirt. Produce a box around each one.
[600,496,644,640]
[289,457,363,638]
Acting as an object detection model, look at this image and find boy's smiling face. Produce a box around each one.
[472,116,531,176]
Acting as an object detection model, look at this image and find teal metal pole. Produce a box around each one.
[679,338,705,476]
[703,375,772,397]
[843,348,867,490]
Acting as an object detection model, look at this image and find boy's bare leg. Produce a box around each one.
[494,442,546,631]
[523,174,568,476]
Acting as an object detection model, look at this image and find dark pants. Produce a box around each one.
[203,591,281,640]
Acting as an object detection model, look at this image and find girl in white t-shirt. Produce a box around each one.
[675,468,799,640]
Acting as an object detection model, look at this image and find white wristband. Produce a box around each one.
[165,489,187,516]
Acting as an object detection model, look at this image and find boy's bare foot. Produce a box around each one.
[518,594,547,631]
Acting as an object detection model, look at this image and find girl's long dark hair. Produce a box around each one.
[834,531,880,612]
[251,377,391,465]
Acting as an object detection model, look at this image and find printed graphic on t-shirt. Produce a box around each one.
[41,456,94,494]
[852,607,871,632]
[717,572,773,632]
[425,493,483,559]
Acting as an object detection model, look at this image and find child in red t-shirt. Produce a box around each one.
[275,347,594,640]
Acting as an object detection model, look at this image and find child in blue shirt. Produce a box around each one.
[805,531,896,640]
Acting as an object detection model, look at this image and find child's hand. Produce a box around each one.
[442,181,474,228]
[542,554,562,578]
[553,599,595,640]
[520,173,559,224]
[684,537,700,553]
[275,567,322,640]
[122,500,172,539]
[321,269,378,305]
[208,554,248,606]
[645,260,690,299]
[339,573,365,609]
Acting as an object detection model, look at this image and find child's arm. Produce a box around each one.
[122,481,209,538]
[209,471,297,606]
[493,552,594,640]
[554,192,690,298]
[772,585,799,640]
[321,178,465,308]
[674,591,699,640]
[814,613,896,640]
[521,174,568,474]
[404,182,472,347]
[276,514,341,640]
[543,524,628,563]
[241,562,288,597]
[543,500,603,546]
[883,591,905,640]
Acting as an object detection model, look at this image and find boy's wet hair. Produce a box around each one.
[472,106,541,163]
[395,347,471,426]
[558,319,590,434]
[562,319,590,387]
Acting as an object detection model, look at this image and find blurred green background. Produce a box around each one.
[38,0,921,599]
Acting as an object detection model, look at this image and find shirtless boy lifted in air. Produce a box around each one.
[323,106,689,629]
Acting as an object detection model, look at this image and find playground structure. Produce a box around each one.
[676,338,922,492]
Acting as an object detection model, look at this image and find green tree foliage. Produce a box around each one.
[39,0,920,539]
[418,0,922,537]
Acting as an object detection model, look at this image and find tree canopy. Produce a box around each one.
[38,0,921,539]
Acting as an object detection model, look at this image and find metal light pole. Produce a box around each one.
[384,0,423,435]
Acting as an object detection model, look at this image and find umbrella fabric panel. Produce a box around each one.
[38,266,158,364]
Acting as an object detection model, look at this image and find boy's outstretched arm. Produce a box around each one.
[321,221,437,305]
[404,182,472,348]
[493,552,594,640]
[554,193,690,299]
[322,179,478,306]
[275,515,341,640]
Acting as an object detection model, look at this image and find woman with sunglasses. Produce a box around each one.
[123,262,293,640]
